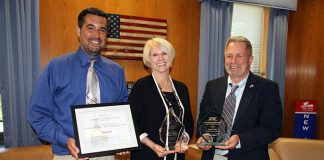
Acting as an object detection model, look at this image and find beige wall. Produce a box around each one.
[40,0,200,129]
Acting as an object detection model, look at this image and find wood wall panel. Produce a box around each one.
[284,0,324,139]
[40,0,200,127]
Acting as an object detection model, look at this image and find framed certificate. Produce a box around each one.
[71,102,139,158]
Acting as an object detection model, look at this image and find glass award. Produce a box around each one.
[159,108,189,151]
[198,109,227,147]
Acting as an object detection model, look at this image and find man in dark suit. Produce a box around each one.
[196,36,283,160]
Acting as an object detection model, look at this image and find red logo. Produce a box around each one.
[295,100,317,113]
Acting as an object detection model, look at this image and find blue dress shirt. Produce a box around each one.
[28,48,128,155]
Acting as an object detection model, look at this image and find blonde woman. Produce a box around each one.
[129,38,194,160]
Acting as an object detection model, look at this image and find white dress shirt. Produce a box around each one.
[214,73,249,157]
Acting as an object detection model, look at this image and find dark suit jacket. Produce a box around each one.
[197,72,283,160]
[129,75,194,160]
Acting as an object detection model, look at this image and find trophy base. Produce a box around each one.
[197,142,226,147]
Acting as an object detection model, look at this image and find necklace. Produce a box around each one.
[161,91,181,107]
[161,91,183,118]
[152,74,185,121]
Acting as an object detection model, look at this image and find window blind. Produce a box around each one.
[231,3,264,75]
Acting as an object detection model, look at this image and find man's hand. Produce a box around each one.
[215,134,240,150]
[116,151,130,156]
[196,136,212,151]
[67,138,89,160]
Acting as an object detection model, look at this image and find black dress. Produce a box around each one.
[129,75,194,160]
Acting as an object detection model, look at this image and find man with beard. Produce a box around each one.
[28,8,128,160]
[196,36,282,160]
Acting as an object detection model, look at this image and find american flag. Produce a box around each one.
[102,13,167,59]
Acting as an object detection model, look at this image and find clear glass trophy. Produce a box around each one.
[159,108,189,151]
[198,109,227,147]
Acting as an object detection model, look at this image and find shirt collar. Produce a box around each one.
[76,47,103,67]
[227,73,249,89]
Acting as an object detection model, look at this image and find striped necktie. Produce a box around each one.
[221,84,239,140]
[86,60,100,104]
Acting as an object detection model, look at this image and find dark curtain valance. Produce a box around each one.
[200,0,298,11]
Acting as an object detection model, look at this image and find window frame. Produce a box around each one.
[231,3,269,77]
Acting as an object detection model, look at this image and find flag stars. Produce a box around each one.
[107,14,120,38]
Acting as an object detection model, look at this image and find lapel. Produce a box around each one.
[215,76,228,114]
[233,72,258,125]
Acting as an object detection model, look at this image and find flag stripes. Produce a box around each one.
[102,13,167,59]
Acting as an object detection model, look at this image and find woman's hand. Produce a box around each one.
[141,136,176,157]
[152,143,176,157]
[174,141,189,153]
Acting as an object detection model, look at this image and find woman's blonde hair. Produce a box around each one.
[142,37,175,68]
